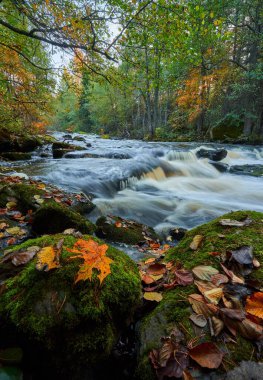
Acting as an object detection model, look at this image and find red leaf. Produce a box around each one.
[173,269,194,286]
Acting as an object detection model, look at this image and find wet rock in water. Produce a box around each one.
[0,152,32,161]
[104,152,131,159]
[73,136,86,142]
[209,161,229,173]
[0,234,141,377]
[52,141,83,159]
[196,148,227,161]
[86,143,92,147]
[169,227,187,241]
[136,210,263,380]
[63,134,72,140]
[96,216,159,245]
[229,164,263,177]
[32,203,95,235]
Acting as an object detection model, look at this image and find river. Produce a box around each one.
[2,132,263,237]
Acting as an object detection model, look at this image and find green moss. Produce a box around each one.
[0,183,44,212]
[96,216,159,244]
[0,234,141,367]
[137,211,263,379]
[32,202,95,235]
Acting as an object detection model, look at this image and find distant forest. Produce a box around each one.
[1,0,262,142]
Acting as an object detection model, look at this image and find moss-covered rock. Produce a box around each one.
[32,203,95,235]
[0,152,32,161]
[136,210,263,379]
[96,216,159,245]
[0,234,141,375]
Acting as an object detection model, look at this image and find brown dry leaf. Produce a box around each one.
[245,292,263,319]
[144,258,156,264]
[219,218,252,227]
[147,263,166,275]
[211,316,224,336]
[142,274,155,285]
[6,227,26,236]
[189,342,224,369]
[192,265,219,281]
[189,313,207,328]
[211,273,229,286]
[158,339,174,367]
[183,370,194,380]
[36,240,63,272]
[173,269,194,286]
[220,308,246,321]
[204,288,223,305]
[143,292,163,302]
[221,264,244,284]
[190,235,204,250]
[188,294,218,318]
[0,222,8,230]
[12,246,40,266]
[222,295,234,308]
[194,280,217,295]
[67,239,112,284]
[115,221,122,228]
[225,317,263,340]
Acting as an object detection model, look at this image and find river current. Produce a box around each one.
[2,133,263,236]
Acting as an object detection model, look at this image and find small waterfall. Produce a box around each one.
[166,150,197,162]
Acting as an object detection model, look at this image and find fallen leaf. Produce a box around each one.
[245,292,263,319]
[219,218,252,227]
[189,313,207,328]
[0,222,8,230]
[151,274,164,281]
[12,246,40,266]
[142,275,155,285]
[67,239,112,284]
[173,269,194,286]
[221,264,244,284]
[220,308,246,321]
[189,342,224,369]
[204,288,223,305]
[188,294,218,318]
[253,258,260,268]
[224,317,263,340]
[211,273,229,286]
[6,227,26,236]
[231,246,253,265]
[194,280,216,294]
[183,370,194,380]
[190,235,204,250]
[143,292,163,302]
[147,263,166,275]
[192,265,219,281]
[145,258,156,264]
[36,239,63,272]
[211,316,224,336]
[6,201,17,210]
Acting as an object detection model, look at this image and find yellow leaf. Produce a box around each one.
[67,239,113,284]
[36,240,63,272]
[245,292,263,319]
[143,292,163,302]
[190,235,204,250]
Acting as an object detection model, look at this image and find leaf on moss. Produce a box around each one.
[67,238,112,284]
[143,292,163,302]
[192,265,219,281]
[36,239,63,272]
[189,342,224,368]
[189,235,203,250]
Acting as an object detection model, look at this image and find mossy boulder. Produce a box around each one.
[136,210,263,379]
[0,234,141,376]
[0,152,32,161]
[96,216,159,245]
[52,141,84,159]
[32,203,95,235]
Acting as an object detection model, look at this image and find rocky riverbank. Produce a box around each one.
[0,171,262,379]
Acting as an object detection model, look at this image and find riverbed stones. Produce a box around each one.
[136,210,263,379]
[96,216,159,245]
[0,234,141,377]
[196,148,227,161]
[52,141,83,159]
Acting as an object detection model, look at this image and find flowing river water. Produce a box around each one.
[2,133,263,238]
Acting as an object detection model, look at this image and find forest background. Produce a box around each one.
[0,0,262,142]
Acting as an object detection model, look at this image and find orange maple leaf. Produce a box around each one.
[67,239,113,284]
[245,292,263,320]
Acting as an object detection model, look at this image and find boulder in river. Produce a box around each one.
[229,164,263,177]
[136,210,263,379]
[0,234,141,378]
[96,216,159,245]
[196,148,227,161]
[52,141,83,159]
